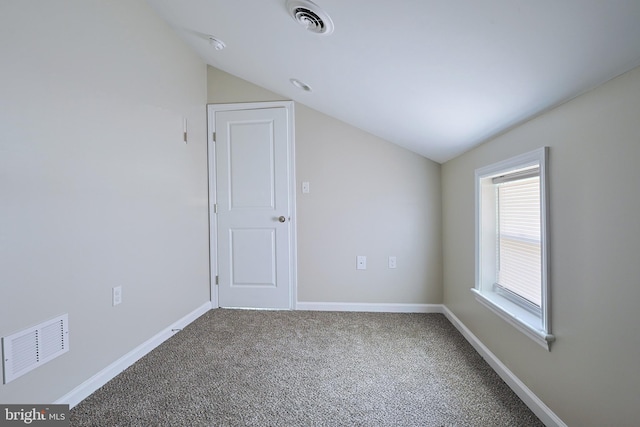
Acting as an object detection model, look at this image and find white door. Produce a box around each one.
[213,105,293,309]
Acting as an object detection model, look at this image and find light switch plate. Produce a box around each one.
[302,181,310,194]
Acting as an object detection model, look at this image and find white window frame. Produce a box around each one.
[472,147,554,350]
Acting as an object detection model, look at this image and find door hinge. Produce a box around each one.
[183,131,187,143]
[213,203,217,214]
[212,132,216,142]
[215,275,219,285]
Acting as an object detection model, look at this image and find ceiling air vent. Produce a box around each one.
[287,0,334,35]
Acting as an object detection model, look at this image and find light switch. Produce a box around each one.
[302,181,310,194]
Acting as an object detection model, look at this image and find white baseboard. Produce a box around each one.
[54,299,565,426]
[295,301,444,313]
[442,306,567,427]
[56,301,213,409]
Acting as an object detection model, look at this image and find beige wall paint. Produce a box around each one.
[0,1,209,403]
[208,67,443,304]
[442,66,640,426]
[207,67,287,104]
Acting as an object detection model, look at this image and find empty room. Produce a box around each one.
[1,1,639,426]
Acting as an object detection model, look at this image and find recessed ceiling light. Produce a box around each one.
[290,78,313,92]
[208,36,226,51]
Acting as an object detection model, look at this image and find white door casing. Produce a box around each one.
[207,102,296,309]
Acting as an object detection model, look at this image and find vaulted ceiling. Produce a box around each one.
[146,0,640,163]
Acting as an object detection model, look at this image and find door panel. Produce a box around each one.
[230,228,276,287]
[228,121,275,209]
[215,107,291,309]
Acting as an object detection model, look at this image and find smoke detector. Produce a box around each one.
[286,0,334,35]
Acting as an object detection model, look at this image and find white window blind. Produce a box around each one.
[496,175,541,307]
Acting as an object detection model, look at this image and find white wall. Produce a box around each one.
[207,67,443,305]
[442,65,640,426]
[0,1,210,403]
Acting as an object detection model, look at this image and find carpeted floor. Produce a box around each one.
[70,309,544,426]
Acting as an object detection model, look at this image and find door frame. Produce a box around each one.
[207,101,297,309]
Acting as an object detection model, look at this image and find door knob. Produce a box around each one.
[278,216,286,223]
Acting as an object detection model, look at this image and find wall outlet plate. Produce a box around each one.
[389,256,397,269]
[356,256,367,270]
[112,286,122,306]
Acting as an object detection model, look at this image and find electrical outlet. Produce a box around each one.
[389,256,397,269]
[356,256,367,270]
[112,286,122,306]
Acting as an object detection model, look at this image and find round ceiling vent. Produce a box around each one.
[286,0,334,35]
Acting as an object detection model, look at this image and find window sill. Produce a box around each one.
[470,288,555,351]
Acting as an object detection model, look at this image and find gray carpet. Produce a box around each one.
[70,309,544,426]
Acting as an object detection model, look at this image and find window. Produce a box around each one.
[473,147,554,350]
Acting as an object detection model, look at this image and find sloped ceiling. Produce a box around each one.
[146,0,640,163]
